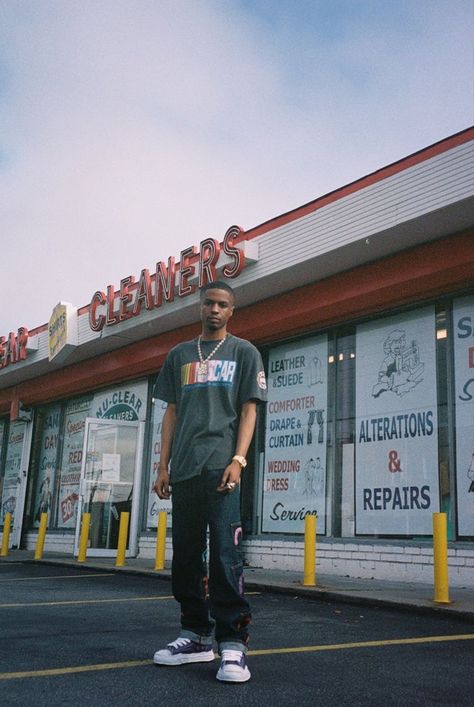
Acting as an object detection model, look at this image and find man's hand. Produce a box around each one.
[154,468,171,499]
[217,460,241,494]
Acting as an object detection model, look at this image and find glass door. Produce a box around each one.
[74,418,144,557]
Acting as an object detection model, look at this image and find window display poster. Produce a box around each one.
[262,335,328,533]
[57,396,92,528]
[1,421,26,524]
[146,399,172,528]
[355,307,439,535]
[453,296,474,537]
[33,404,61,527]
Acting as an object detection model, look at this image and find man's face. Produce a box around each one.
[200,288,234,333]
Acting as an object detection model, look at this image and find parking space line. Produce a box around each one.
[0,660,150,680]
[0,634,473,681]
[249,633,474,655]
[0,595,174,608]
[0,592,259,609]
[0,573,115,582]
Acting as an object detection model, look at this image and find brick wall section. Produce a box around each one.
[241,539,474,588]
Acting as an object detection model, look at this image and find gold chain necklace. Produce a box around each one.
[197,335,227,375]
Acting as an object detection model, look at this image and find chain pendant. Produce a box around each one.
[197,335,227,374]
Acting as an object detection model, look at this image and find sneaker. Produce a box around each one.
[216,649,251,683]
[153,637,215,665]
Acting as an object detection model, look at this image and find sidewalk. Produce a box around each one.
[3,549,473,621]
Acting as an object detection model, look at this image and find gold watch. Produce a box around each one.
[232,455,247,468]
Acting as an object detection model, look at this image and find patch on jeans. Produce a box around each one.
[232,525,242,547]
[232,562,245,596]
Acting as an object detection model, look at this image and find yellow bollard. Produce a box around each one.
[433,512,451,604]
[115,512,130,567]
[1,512,12,557]
[77,512,91,563]
[34,512,48,560]
[154,511,167,570]
[303,514,317,586]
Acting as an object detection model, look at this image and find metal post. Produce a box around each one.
[77,512,91,563]
[34,512,48,560]
[116,512,130,567]
[303,514,317,586]
[1,512,12,557]
[154,511,167,570]
[433,512,451,604]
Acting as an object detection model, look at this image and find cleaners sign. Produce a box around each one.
[88,225,246,332]
[355,307,439,535]
[263,335,328,533]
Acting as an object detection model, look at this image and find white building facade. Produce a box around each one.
[1,128,473,586]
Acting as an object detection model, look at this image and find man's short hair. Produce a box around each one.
[200,280,235,303]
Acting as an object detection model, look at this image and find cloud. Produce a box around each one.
[0,0,472,333]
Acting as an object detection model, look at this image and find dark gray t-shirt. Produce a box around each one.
[154,334,267,482]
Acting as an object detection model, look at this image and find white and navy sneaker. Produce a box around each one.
[153,637,215,665]
[216,649,251,683]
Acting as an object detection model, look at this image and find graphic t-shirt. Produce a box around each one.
[154,334,267,482]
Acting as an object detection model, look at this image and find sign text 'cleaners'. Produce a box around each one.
[89,225,245,332]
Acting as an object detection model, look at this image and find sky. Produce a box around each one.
[1,0,473,334]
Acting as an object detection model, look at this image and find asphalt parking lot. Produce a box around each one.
[1,561,473,706]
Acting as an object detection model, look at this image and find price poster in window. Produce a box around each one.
[33,404,61,527]
[146,399,172,528]
[262,335,328,534]
[0,421,26,524]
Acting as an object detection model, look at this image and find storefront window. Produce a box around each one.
[25,380,151,531]
[257,301,461,539]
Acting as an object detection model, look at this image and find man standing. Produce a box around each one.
[153,280,267,683]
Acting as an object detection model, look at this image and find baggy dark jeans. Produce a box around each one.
[171,468,251,653]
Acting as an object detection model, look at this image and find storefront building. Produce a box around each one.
[1,128,473,586]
